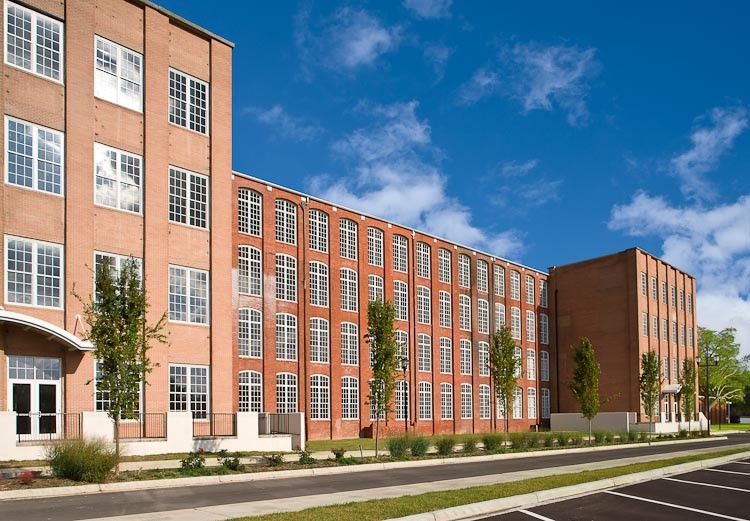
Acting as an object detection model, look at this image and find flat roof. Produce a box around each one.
[549,246,695,279]
[232,170,549,277]
[136,0,235,47]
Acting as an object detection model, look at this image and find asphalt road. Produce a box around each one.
[486,456,750,520]
[1,435,748,521]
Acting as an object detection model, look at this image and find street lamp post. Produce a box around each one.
[697,355,719,436]
[398,355,408,434]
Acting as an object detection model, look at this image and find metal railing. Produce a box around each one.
[192,413,236,438]
[259,413,292,435]
[117,412,167,439]
[15,412,82,442]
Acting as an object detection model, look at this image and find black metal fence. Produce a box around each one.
[15,412,82,442]
[193,413,237,438]
[118,412,167,439]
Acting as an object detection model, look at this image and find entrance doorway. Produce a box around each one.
[8,356,61,440]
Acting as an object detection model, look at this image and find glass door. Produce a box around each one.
[8,356,61,440]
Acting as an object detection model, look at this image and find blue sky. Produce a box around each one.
[159,0,750,354]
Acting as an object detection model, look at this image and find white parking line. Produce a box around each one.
[604,491,750,520]
[731,461,750,465]
[518,510,556,521]
[706,468,750,476]
[664,477,750,492]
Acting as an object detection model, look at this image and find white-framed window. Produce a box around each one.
[541,388,550,419]
[527,349,536,380]
[478,299,489,334]
[477,260,488,293]
[309,261,329,307]
[514,346,523,378]
[479,384,491,420]
[528,388,537,419]
[418,334,431,372]
[661,281,667,304]
[275,313,297,360]
[276,373,298,414]
[94,35,142,111]
[341,322,359,366]
[680,324,686,346]
[275,254,297,302]
[310,375,330,420]
[169,68,208,134]
[5,2,63,81]
[93,252,142,299]
[478,341,489,376]
[494,265,505,297]
[540,351,550,381]
[439,337,452,374]
[526,310,536,342]
[687,293,693,313]
[497,394,506,419]
[671,285,677,307]
[394,280,408,321]
[308,208,328,252]
[94,359,142,415]
[663,357,669,380]
[510,270,521,300]
[439,291,451,328]
[672,358,678,380]
[459,294,471,331]
[94,143,142,213]
[671,321,677,344]
[525,275,535,305]
[238,188,262,236]
[679,289,685,310]
[440,383,453,420]
[341,377,359,420]
[367,227,383,266]
[640,272,647,296]
[275,199,297,244]
[652,315,659,339]
[340,268,358,312]
[369,379,386,420]
[169,364,209,418]
[539,313,549,344]
[416,242,430,278]
[510,307,521,340]
[309,317,330,363]
[339,218,358,260]
[368,274,384,302]
[495,303,506,332]
[540,279,548,308]
[238,308,262,358]
[461,383,473,419]
[651,277,658,300]
[418,381,432,420]
[5,116,64,195]
[513,387,523,419]
[168,265,209,324]
[393,235,408,273]
[458,254,470,288]
[438,248,451,284]
[239,370,262,413]
[238,246,262,296]
[395,330,409,366]
[460,339,472,375]
[662,318,668,341]
[417,286,431,324]
[688,327,694,347]
[395,380,409,421]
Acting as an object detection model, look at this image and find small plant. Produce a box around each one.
[331,447,347,461]
[481,433,503,452]
[436,436,455,455]
[266,453,285,467]
[556,433,570,447]
[46,438,118,483]
[409,436,429,457]
[180,451,206,470]
[462,435,478,453]
[298,450,316,465]
[678,429,689,439]
[626,430,639,442]
[541,432,555,447]
[17,471,34,485]
[387,436,409,458]
[569,434,582,446]
[217,449,243,471]
[593,432,606,444]
[638,431,650,442]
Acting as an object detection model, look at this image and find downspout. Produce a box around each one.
[554,285,560,413]
[299,198,309,440]
[410,230,417,433]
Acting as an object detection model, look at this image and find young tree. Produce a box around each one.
[568,337,600,445]
[639,350,661,444]
[680,358,697,433]
[366,299,398,456]
[489,326,522,437]
[76,259,166,473]
[699,327,750,416]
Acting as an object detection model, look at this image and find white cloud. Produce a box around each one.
[403,0,452,19]
[609,192,750,356]
[670,106,747,200]
[244,105,322,142]
[295,6,403,78]
[423,42,453,82]
[488,159,561,209]
[312,101,525,258]
[456,67,500,106]
[499,159,539,177]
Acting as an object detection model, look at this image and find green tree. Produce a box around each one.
[366,299,398,456]
[568,338,600,445]
[76,259,166,473]
[680,358,697,432]
[698,327,750,417]
[489,326,522,437]
[639,350,661,444]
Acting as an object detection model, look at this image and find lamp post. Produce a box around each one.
[697,355,719,436]
[398,355,409,433]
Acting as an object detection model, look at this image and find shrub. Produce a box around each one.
[436,436,455,455]
[462,435,478,453]
[409,436,429,457]
[266,453,285,467]
[46,438,118,483]
[569,434,582,446]
[678,429,689,439]
[217,450,243,471]
[626,430,639,442]
[481,433,503,452]
[541,432,555,447]
[387,436,409,458]
[556,433,570,447]
[593,432,608,444]
[298,450,315,465]
[17,471,34,485]
[507,433,524,450]
[331,447,347,461]
[180,451,206,470]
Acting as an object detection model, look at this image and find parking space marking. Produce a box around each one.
[706,468,750,476]
[731,461,750,465]
[518,509,556,521]
[604,491,750,520]
[663,477,750,492]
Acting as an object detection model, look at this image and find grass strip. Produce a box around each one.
[230,448,749,521]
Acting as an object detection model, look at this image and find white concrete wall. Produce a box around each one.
[551,412,632,432]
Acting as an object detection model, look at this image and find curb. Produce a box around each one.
[386,450,750,521]
[0,436,730,501]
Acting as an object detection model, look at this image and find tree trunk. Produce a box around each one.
[114,417,121,476]
[589,419,592,446]
[375,417,380,457]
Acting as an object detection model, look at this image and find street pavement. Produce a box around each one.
[0,435,747,521]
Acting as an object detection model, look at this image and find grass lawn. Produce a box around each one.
[714,423,750,431]
[230,448,749,521]
[306,432,549,452]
